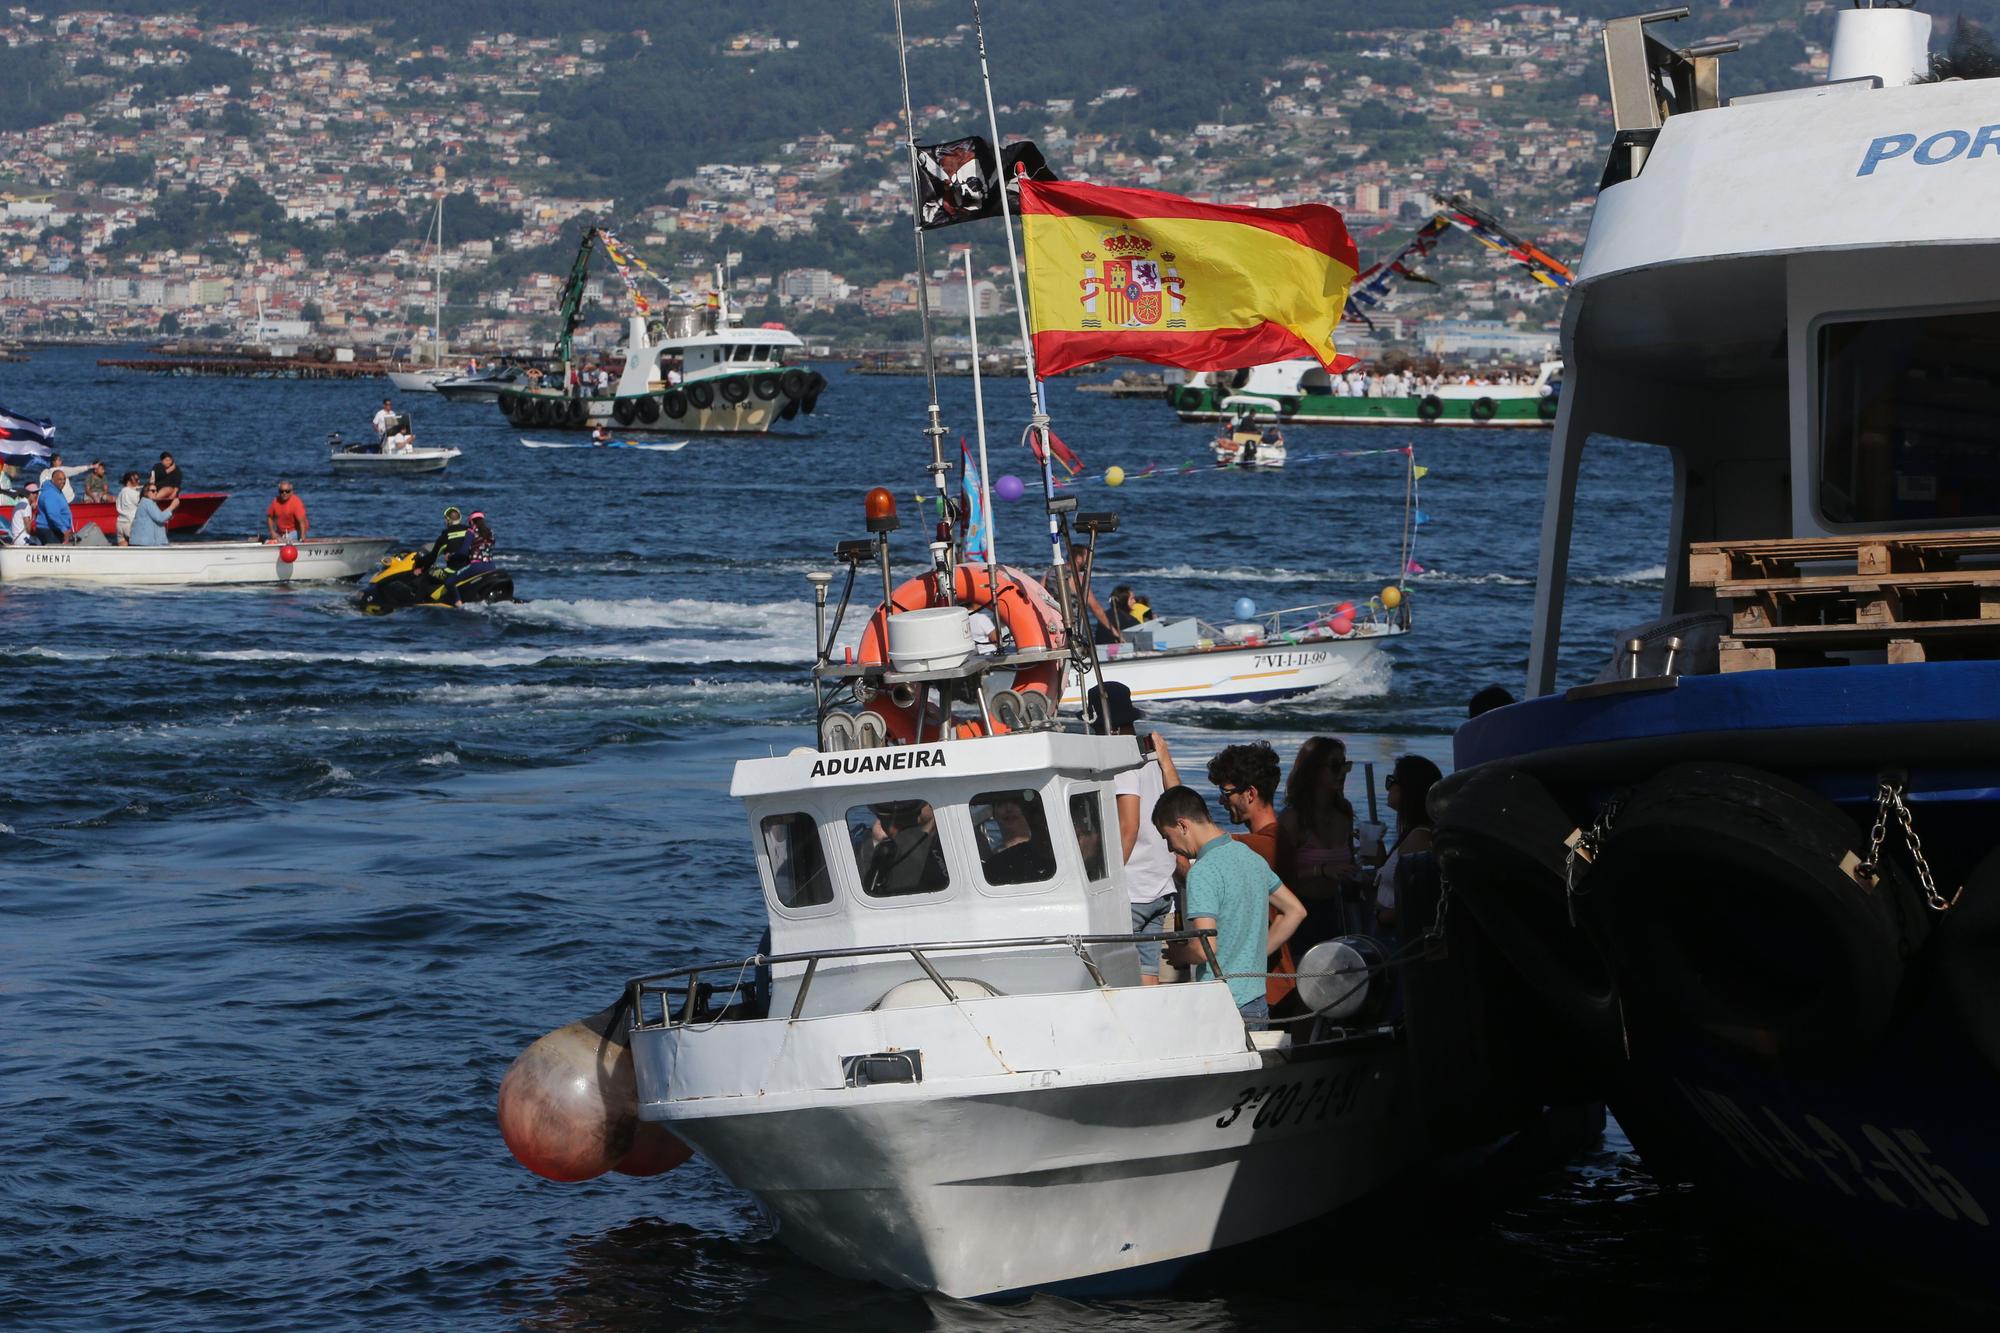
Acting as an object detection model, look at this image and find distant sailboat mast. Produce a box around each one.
[432,188,444,365]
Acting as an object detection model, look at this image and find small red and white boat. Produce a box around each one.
[62,491,229,537]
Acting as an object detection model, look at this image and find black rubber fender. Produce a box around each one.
[659,390,686,420]
[1934,847,2000,1075]
[612,397,638,427]
[497,393,518,422]
[1538,394,1559,421]
[1432,765,1622,1043]
[1588,762,1914,1074]
[802,370,827,414]
[687,381,716,410]
[1417,394,1444,423]
[1173,385,1206,412]
[1470,396,1498,422]
[719,376,750,405]
[779,367,808,399]
[637,394,662,425]
[752,372,781,401]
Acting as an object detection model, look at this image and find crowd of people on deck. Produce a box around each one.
[3,450,187,547]
[1328,368,1534,398]
[1088,677,1446,1027]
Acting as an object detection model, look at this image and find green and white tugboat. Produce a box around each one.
[1169,358,1561,429]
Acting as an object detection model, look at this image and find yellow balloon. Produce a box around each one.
[1381,585,1403,609]
[1105,465,1126,487]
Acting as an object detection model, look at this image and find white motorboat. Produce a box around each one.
[499,527,1465,1298]
[385,367,453,394]
[1210,413,1289,469]
[432,366,521,401]
[328,431,460,475]
[1067,599,1406,708]
[0,537,396,585]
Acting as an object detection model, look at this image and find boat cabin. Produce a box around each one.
[614,313,805,396]
[1526,6,2000,693]
[730,731,1144,1018]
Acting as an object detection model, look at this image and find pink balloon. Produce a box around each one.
[994,474,1025,502]
[1329,614,1354,635]
[1406,560,1425,575]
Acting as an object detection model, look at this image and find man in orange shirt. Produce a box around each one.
[264,480,309,543]
[1209,742,1294,1008]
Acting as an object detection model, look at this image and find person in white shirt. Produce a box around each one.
[9,483,40,545]
[114,472,142,544]
[373,398,398,442]
[1091,680,1181,985]
[966,609,998,654]
[40,454,74,501]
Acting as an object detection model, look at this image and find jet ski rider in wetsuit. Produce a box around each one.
[414,506,471,586]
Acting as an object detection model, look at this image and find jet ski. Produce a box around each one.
[357,551,515,614]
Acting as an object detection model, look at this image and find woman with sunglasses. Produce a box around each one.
[1373,754,1443,938]
[1277,736,1357,954]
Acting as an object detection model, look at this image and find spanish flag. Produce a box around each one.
[1020,178,1359,379]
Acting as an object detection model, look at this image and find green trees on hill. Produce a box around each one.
[0,43,101,131]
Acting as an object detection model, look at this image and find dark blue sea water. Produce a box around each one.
[6,345,1924,1329]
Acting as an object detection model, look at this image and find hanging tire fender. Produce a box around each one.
[752,372,781,401]
[1431,765,1622,1043]
[779,367,808,399]
[637,394,662,424]
[659,389,686,420]
[612,397,638,427]
[1470,396,1498,422]
[687,381,716,410]
[1588,762,1915,1073]
[1417,394,1444,423]
[719,376,751,405]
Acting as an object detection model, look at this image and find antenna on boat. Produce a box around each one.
[891,0,958,582]
[968,0,1064,576]
[963,246,997,572]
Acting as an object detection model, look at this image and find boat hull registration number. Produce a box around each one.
[1215,1066,1368,1130]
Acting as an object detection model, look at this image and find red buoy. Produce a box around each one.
[496,1002,689,1183]
[279,544,299,563]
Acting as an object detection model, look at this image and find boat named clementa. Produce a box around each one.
[1436,5,2000,1305]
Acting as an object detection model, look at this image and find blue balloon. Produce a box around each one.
[1233,596,1258,620]
[1413,509,1431,525]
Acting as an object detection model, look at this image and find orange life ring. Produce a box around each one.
[855,564,1068,743]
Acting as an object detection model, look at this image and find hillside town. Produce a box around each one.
[0,3,1839,360]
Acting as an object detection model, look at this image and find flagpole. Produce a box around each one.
[964,247,997,572]
[968,0,1062,573]
[891,0,954,568]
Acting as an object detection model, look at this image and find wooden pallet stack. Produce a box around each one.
[1688,529,2000,672]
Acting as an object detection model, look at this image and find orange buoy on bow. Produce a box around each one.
[496,1001,690,1183]
[854,564,1067,744]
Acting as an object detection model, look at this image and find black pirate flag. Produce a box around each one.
[913,135,1057,230]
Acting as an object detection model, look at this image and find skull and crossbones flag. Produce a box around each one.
[913,135,1056,230]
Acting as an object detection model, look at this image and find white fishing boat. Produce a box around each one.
[0,537,396,586]
[328,431,460,475]
[499,517,1449,1297]
[1067,599,1406,708]
[497,234,827,435]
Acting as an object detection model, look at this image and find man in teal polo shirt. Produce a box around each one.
[1153,785,1307,1026]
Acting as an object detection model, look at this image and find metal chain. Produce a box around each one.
[1857,778,1962,912]
[1563,794,1622,926]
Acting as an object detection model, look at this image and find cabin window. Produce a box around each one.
[761,812,833,909]
[1819,310,2000,527]
[969,788,1058,887]
[847,800,950,897]
[731,344,753,362]
[751,344,769,361]
[1069,790,1109,883]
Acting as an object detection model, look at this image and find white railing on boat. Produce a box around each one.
[628,929,1223,1030]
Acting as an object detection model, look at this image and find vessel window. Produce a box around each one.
[1069,791,1108,882]
[847,800,950,897]
[1819,310,2000,527]
[969,788,1058,887]
[761,812,833,909]
[751,344,769,361]
[732,344,753,362]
